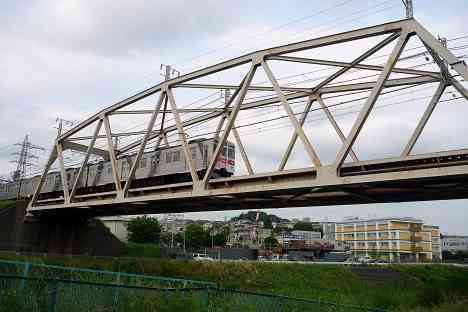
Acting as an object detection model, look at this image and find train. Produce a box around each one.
[0,138,235,201]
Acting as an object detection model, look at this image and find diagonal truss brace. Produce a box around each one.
[335,30,410,168]
[103,115,123,197]
[402,82,447,156]
[69,119,103,201]
[262,60,322,167]
[316,95,359,162]
[167,88,199,183]
[203,63,258,187]
[123,92,165,196]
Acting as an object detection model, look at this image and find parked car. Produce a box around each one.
[192,253,214,261]
[374,259,389,264]
[357,256,374,264]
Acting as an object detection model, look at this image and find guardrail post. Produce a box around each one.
[48,280,59,312]
[201,288,210,311]
[113,273,121,309]
[20,262,31,290]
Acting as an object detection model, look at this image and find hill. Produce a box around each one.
[230,211,289,229]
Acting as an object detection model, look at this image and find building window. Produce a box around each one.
[166,152,172,163]
[140,158,147,168]
[108,166,112,174]
[368,232,377,239]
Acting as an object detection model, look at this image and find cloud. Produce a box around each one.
[1,0,467,233]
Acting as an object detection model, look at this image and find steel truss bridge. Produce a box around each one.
[28,18,468,217]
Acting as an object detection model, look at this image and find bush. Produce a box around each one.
[126,216,161,244]
[123,243,161,258]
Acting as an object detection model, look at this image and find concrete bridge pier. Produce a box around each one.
[0,200,123,256]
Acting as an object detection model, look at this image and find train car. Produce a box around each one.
[2,138,235,201]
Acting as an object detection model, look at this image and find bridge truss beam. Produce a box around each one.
[28,18,468,214]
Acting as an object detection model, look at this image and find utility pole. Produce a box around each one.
[224,89,231,105]
[402,0,413,19]
[160,64,180,81]
[55,117,74,136]
[156,64,181,151]
[11,135,46,197]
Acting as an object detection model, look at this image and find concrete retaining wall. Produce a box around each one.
[0,201,123,256]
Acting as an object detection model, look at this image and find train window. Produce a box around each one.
[173,151,181,162]
[190,147,197,159]
[166,152,172,163]
[228,146,235,159]
[140,158,147,168]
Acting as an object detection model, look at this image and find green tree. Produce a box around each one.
[264,236,279,248]
[293,222,315,231]
[273,226,291,235]
[293,222,323,236]
[126,216,161,244]
[211,227,229,247]
[185,224,207,250]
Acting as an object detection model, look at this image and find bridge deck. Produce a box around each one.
[28,149,468,217]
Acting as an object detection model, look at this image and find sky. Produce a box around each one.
[1,0,468,234]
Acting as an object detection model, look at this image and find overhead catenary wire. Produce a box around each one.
[20,36,468,177]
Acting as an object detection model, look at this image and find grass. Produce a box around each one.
[0,200,15,209]
[0,254,467,311]
[123,242,162,258]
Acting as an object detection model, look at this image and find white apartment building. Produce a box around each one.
[442,235,468,253]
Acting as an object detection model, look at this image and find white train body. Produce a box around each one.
[0,138,235,200]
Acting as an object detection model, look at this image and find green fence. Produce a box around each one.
[0,260,388,312]
[0,259,214,289]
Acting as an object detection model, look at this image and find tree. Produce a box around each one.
[293,222,323,236]
[211,227,229,247]
[264,236,279,248]
[126,216,161,244]
[273,226,291,235]
[293,222,315,231]
[185,224,206,250]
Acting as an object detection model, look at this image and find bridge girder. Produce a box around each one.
[28,18,468,214]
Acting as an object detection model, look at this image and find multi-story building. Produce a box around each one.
[159,218,188,234]
[321,222,336,240]
[424,225,442,260]
[278,230,321,248]
[442,235,468,253]
[335,217,440,262]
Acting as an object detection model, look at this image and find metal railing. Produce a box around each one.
[0,259,215,289]
[0,274,389,312]
[0,260,389,312]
